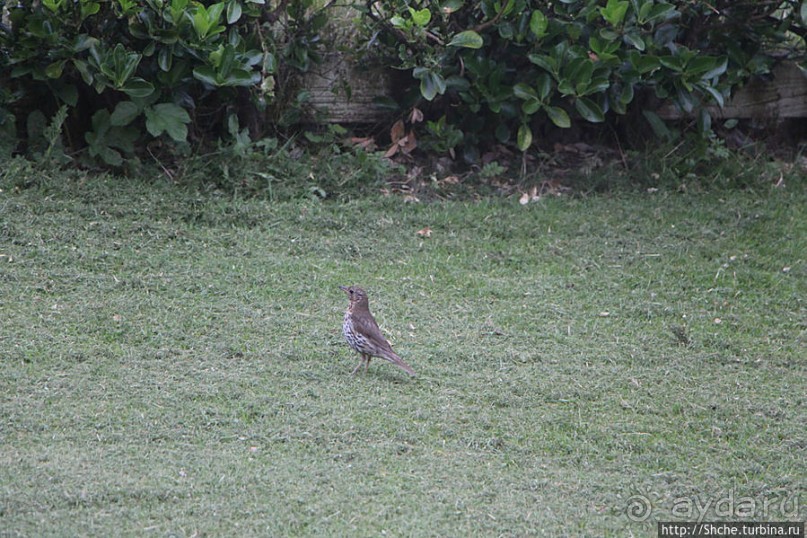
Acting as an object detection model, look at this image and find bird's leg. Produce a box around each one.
[351,356,363,375]
[364,355,370,373]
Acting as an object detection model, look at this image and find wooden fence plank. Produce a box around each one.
[658,62,807,119]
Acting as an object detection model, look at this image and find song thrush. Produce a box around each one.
[339,285,416,376]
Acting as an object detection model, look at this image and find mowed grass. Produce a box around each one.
[1,172,805,536]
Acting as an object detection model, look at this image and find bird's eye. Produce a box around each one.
[349,289,354,294]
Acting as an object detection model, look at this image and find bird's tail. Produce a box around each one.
[382,351,416,376]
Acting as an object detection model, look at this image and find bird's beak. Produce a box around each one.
[339,286,349,292]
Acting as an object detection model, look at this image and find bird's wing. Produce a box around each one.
[354,311,416,376]
[354,313,394,352]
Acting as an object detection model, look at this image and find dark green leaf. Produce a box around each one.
[522,98,541,115]
[208,3,226,25]
[80,1,100,20]
[110,101,140,126]
[516,124,532,151]
[448,30,483,49]
[106,125,138,153]
[623,31,644,51]
[89,143,123,166]
[218,45,236,78]
[701,57,728,80]
[193,66,219,86]
[638,0,653,22]
[221,69,260,87]
[440,0,464,14]
[45,60,66,79]
[642,110,675,141]
[697,108,711,135]
[620,83,634,105]
[513,83,538,100]
[54,84,79,107]
[144,103,190,141]
[674,82,696,112]
[120,78,155,98]
[528,54,558,76]
[158,47,173,72]
[446,76,470,92]
[646,3,675,23]
[544,106,571,128]
[227,0,242,23]
[631,54,661,74]
[415,69,445,101]
[536,74,552,100]
[244,50,264,67]
[529,10,548,38]
[702,85,724,108]
[497,21,514,40]
[686,56,720,77]
[575,97,605,122]
[557,79,574,96]
[73,34,98,53]
[599,0,629,26]
[598,28,619,41]
[658,55,684,72]
[263,52,278,74]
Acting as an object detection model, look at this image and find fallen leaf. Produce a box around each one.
[599,311,610,317]
[350,136,376,151]
[519,192,530,205]
[384,143,399,158]
[390,119,405,144]
[409,107,424,124]
[416,226,432,237]
[401,130,417,154]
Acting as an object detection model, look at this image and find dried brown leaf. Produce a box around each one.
[409,107,424,124]
[390,119,405,144]
[350,136,377,151]
[416,226,432,237]
[401,130,417,154]
[384,143,399,158]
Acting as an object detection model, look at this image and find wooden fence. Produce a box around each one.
[304,58,807,123]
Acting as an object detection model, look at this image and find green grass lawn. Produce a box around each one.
[1,173,804,536]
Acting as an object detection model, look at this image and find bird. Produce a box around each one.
[339,285,416,377]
